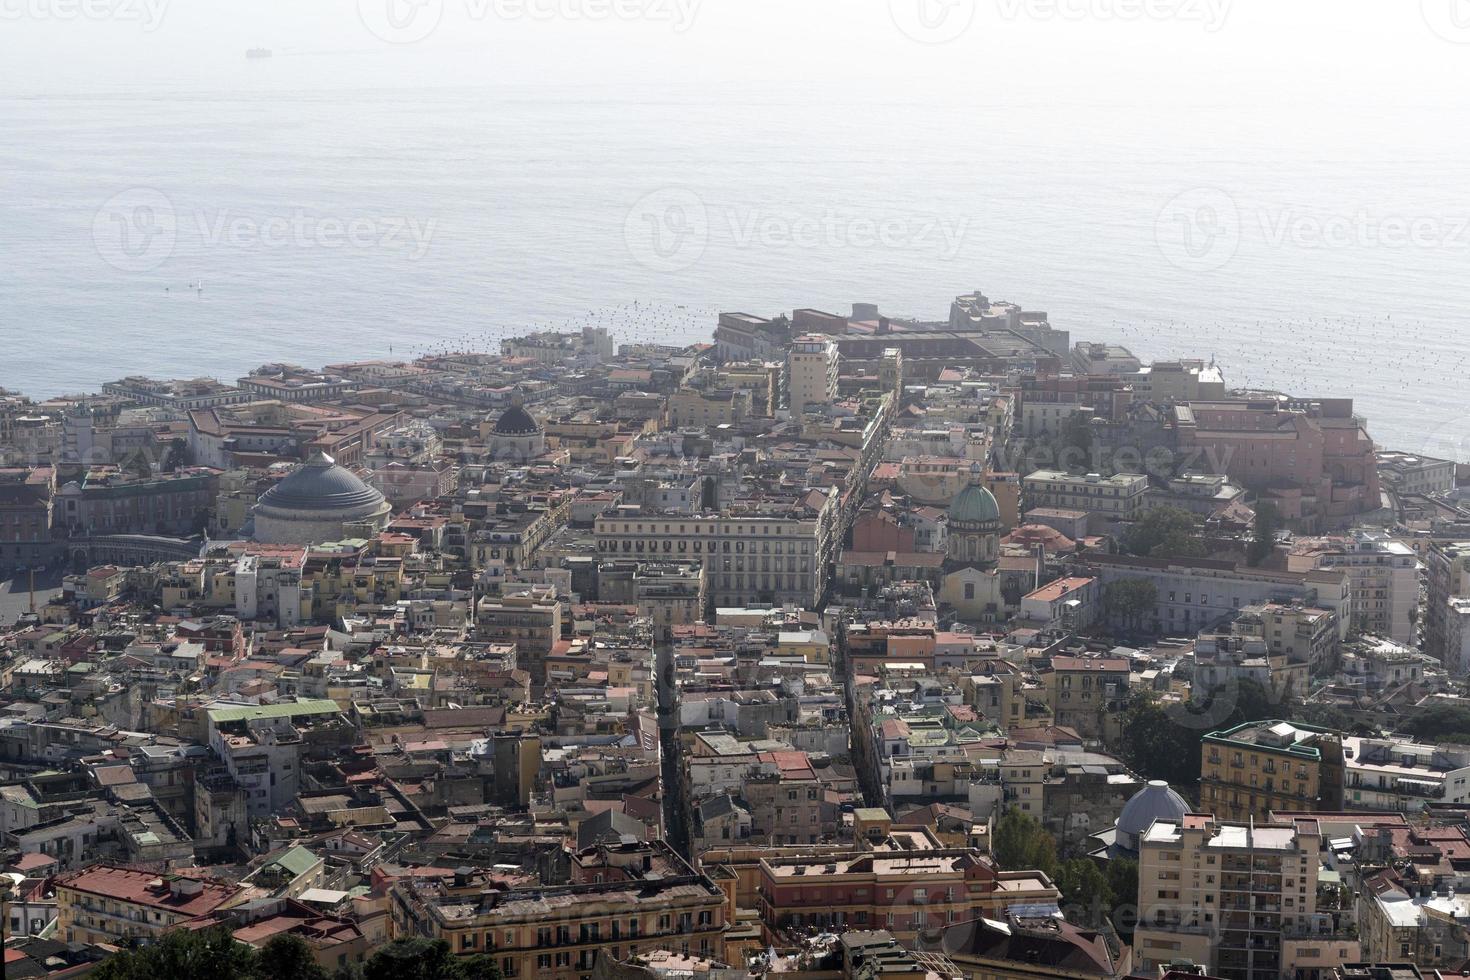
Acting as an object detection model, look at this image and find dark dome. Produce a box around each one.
[493,404,541,436]
[256,452,387,517]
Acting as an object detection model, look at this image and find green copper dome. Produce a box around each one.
[950,483,1000,526]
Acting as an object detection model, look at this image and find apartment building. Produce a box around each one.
[1022,470,1149,521]
[786,334,839,417]
[1288,530,1419,645]
[1424,541,1470,664]
[474,585,562,685]
[1020,576,1102,630]
[1341,735,1470,811]
[1377,450,1456,497]
[55,865,241,945]
[1134,814,1325,980]
[1233,602,1340,672]
[388,840,728,980]
[1043,656,1131,739]
[206,698,348,820]
[1200,720,1345,823]
[0,466,55,567]
[593,495,837,609]
[753,849,1059,946]
[666,386,752,429]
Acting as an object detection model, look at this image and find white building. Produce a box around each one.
[1022,470,1150,520]
[1342,735,1470,811]
[1290,530,1419,645]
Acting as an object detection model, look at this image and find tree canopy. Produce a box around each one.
[1247,501,1283,567]
[1103,578,1157,632]
[89,933,497,980]
[1122,507,1206,559]
[92,931,317,980]
[992,808,1058,880]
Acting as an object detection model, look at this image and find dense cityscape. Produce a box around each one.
[1,291,1468,980]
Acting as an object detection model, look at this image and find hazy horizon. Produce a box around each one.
[4,0,1470,458]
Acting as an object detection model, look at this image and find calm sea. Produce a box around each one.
[3,53,1470,459]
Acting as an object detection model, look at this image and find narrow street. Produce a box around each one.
[655,642,691,859]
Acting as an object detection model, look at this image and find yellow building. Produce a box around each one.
[666,386,751,428]
[389,841,727,980]
[55,866,242,945]
[1200,720,1344,823]
[774,629,830,665]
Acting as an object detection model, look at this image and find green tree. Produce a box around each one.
[256,935,328,980]
[1152,530,1208,559]
[1247,501,1283,567]
[1399,705,1470,744]
[91,928,259,980]
[1056,858,1113,928]
[1104,578,1157,633]
[992,808,1059,879]
[455,956,504,980]
[362,940,472,980]
[1105,859,1140,937]
[1122,507,1203,558]
[1054,412,1095,471]
[1113,692,1201,786]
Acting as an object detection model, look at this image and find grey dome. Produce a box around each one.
[1117,780,1189,840]
[493,404,541,436]
[256,452,388,519]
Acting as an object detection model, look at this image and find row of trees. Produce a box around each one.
[91,932,501,980]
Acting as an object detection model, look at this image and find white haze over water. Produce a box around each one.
[2,0,1470,458]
